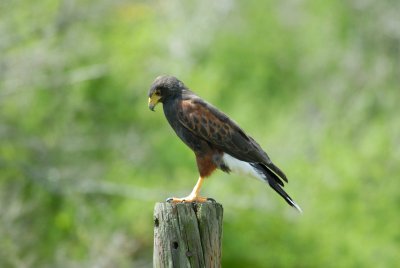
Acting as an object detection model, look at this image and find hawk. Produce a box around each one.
[148,75,301,212]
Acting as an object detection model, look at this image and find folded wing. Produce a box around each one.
[177,96,288,184]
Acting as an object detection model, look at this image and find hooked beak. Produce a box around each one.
[148,95,161,111]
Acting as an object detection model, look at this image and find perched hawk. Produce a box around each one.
[148,75,301,212]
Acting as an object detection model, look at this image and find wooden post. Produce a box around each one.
[153,202,223,268]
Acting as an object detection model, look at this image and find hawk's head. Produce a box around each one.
[148,75,185,111]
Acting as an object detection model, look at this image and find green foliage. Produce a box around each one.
[1,0,399,267]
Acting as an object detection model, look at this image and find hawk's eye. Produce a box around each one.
[155,90,161,96]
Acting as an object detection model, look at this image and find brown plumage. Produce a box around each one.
[148,75,301,212]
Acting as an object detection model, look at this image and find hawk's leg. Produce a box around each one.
[167,176,209,203]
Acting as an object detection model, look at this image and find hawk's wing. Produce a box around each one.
[177,96,288,183]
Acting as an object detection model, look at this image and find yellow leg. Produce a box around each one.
[167,176,210,203]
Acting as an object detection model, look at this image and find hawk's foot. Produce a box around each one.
[166,195,211,203]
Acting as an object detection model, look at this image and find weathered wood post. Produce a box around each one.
[153,202,223,268]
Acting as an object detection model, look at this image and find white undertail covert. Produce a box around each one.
[222,153,265,182]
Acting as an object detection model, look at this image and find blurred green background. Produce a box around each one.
[1,0,399,267]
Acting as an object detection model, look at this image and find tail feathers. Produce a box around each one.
[269,180,303,213]
[255,163,302,213]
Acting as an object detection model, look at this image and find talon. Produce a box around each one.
[165,196,208,203]
[207,198,216,203]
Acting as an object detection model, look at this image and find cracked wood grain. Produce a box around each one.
[153,202,223,268]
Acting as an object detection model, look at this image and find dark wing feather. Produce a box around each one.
[177,95,288,183]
